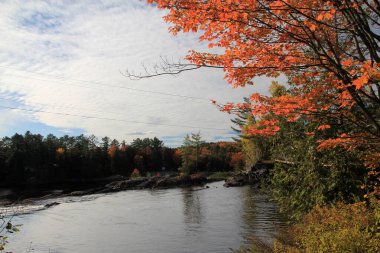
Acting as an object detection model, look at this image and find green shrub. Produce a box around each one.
[130,168,141,178]
[274,200,380,253]
[207,171,235,181]
[236,200,380,253]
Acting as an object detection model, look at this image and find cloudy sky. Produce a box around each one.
[0,0,283,146]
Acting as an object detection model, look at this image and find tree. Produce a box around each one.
[269,117,367,219]
[229,96,272,170]
[130,137,165,174]
[229,82,368,217]
[180,132,205,174]
[191,132,204,171]
[146,0,380,196]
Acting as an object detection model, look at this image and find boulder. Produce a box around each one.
[136,178,156,189]
[102,173,207,191]
[153,175,181,188]
[224,174,248,187]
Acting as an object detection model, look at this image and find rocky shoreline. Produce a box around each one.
[1,169,269,208]
[223,169,268,187]
[0,173,210,206]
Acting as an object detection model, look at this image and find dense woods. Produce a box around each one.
[0,132,242,187]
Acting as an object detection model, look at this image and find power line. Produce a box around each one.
[0,104,229,132]
[0,65,234,132]
[0,96,230,125]
[0,79,205,120]
[0,65,212,102]
[0,77,227,125]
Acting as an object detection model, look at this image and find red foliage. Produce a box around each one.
[229,152,244,169]
[148,0,380,195]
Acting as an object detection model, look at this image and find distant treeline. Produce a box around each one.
[0,131,242,186]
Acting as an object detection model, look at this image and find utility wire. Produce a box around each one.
[0,65,212,102]
[0,96,230,125]
[0,104,229,132]
[0,80,205,120]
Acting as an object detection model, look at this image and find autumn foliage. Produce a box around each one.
[56,147,65,155]
[148,0,380,195]
[274,200,380,252]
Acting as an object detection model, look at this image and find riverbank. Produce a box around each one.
[0,174,201,205]
[0,170,267,208]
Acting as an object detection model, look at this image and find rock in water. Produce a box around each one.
[223,174,248,187]
[45,202,60,208]
[223,168,269,187]
[105,178,147,191]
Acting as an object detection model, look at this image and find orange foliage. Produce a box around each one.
[107,145,118,158]
[56,147,65,155]
[173,149,182,164]
[174,149,182,157]
[215,141,235,149]
[148,0,380,194]
[200,147,211,156]
[230,152,244,170]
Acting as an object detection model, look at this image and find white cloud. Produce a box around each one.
[0,0,286,146]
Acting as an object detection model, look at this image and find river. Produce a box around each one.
[3,181,285,253]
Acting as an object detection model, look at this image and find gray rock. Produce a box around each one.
[69,191,87,196]
[45,202,60,208]
[223,169,269,187]
[224,174,248,187]
[105,178,147,191]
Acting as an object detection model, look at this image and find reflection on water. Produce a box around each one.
[4,182,286,253]
[182,188,204,225]
[241,186,286,244]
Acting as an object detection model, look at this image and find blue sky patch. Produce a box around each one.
[19,11,62,33]
[1,120,85,139]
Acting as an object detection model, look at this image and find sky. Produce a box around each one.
[0,0,285,147]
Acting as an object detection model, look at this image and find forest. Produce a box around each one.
[0,132,242,187]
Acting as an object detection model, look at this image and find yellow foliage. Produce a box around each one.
[274,200,380,253]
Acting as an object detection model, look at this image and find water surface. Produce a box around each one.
[5,181,285,253]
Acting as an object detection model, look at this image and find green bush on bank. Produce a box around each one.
[207,171,236,181]
[280,200,380,253]
[236,199,380,253]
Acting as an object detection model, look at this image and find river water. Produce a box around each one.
[4,181,285,253]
